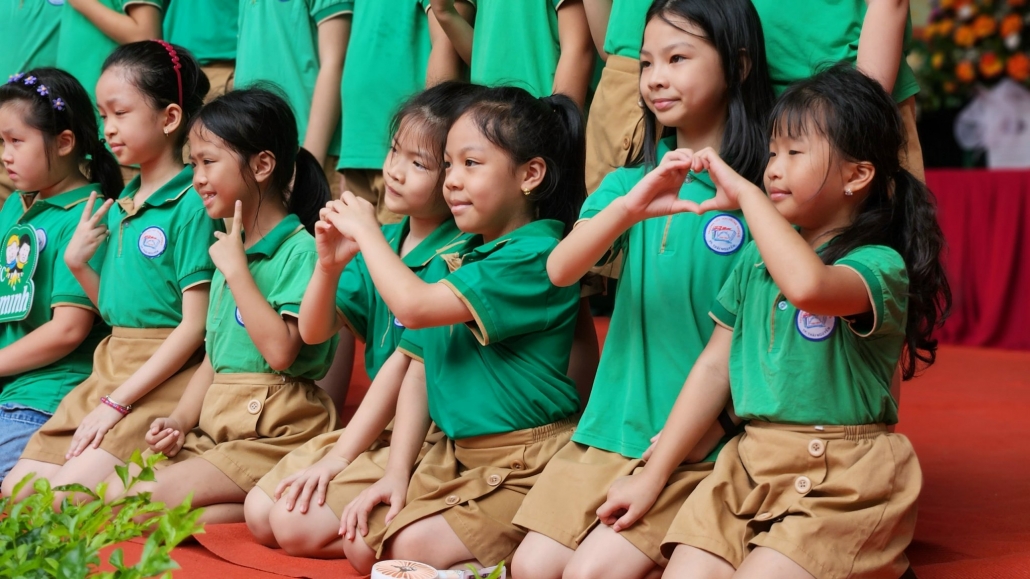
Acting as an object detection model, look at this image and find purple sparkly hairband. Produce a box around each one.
[7,73,66,111]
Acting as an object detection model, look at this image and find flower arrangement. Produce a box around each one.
[913,0,1030,110]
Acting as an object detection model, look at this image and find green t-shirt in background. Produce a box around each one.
[163,0,238,64]
[0,0,62,79]
[469,0,563,98]
[602,0,651,60]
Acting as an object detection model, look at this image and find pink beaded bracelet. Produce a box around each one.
[100,395,132,415]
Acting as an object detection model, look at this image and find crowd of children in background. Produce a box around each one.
[0,1,951,578]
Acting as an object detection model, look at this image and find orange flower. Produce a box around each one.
[955,25,977,47]
[1001,13,1023,37]
[956,60,977,82]
[944,81,958,93]
[932,52,946,69]
[1008,0,1026,7]
[973,14,997,38]
[937,18,956,37]
[980,52,1004,77]
[1007,52,1030,80]
[941,0,956,7]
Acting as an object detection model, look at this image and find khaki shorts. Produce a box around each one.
[340,168,401,224]
[662,422,921,579]
[365,417,578,567]
[513,442,713,566]
[0,167,14,204]
[22,327,201,465]
[898,96,925,183]
[201,61,235,103]
[256,425,443,517]
[585,55,646,194]
[161,373,339,492]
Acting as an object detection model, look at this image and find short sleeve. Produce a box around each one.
[580,170,630,267]
[311,0,353,23]
[441,244,556,345]
[553,0,566,10]
[834,245,909,338]
[710,241,757,329]
[51,230,106,311]
[397,328,424,362]
[121,0,165,14]
[335,255,372,340]
[269,248,319,318]
[173,206,221,291]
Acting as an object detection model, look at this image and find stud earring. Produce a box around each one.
[637,97,645,108]
[844,188,853,196]
[522,188,532,196]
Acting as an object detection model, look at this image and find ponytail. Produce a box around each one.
[464,86,586,235]
[290,148,331,234]
[536,95,586,235]
[0,67,122,199]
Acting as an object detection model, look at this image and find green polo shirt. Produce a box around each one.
[97,166,220,329]
[206,214,336,380]
[469,0,564,98]
[602,0,650,60]
[336,217,466,380]
[712,242,908,425]
[571,137,748,459]
[0,0,62,80]
[163,0,238,65]
[398,219,580,440]
[0,185,110,414]
[56,0,166,104]
[337,0,432,170]
[751,0,918,102]
[236,0,351,157]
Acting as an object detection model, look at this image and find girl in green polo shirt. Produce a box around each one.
[0,68,120,485]
[6,41,218,503]
[117,87,338,525]
[243,81,481,558]
[511,1,773,578]
[605,65,951,579]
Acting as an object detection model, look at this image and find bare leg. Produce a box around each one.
[386,515,476,570]
[662,544,735,579]
[106,457,247,525]
[733,547,815,579]
[243,488,279,547]
[1,459,61,500]
[49,446,123,506]
[342,526,380,574]
[563,524,660,579]
[268,496,348,558]
[511,531,574,579]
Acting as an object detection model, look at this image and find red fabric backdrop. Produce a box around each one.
[926,169,1030,350]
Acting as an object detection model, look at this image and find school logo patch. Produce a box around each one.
[703,214,745,255]
[393,316,404,328]
[0,224,39,322]
[796,310,836,341]
[138,226,167,258]
[47,0,64,5]
[35,228,47,252]
[235,307,245,327]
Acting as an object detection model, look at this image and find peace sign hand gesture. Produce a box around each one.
[65,191,113,271]
[209,200,248,280]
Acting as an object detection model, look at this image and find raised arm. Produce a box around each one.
[426,0,476,83]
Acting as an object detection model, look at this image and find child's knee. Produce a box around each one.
[342,533,378,574]
[512,546,564,579]
[267,505,334,556]
[243,489,277,547]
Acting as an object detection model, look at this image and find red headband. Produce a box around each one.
[153,40,182,108]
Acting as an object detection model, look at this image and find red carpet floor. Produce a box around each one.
[117,320,1028,578]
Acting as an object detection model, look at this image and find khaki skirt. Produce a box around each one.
[256,424,443,517]
[513,441,713,566]
[162,373,339,492]
[365,417,578,567]
[662,422,922,579]
[22,327,201,465]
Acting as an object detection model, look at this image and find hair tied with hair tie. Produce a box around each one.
[153,39,183,108]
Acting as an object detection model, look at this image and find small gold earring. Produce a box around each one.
[522,188,532,196]
[163,131,169,138]
[844,188,853,196]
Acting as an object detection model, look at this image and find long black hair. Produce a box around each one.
[772,63,951,379]
[461,86,586,234]
[191,85,329,233]
[388,81,485,186]
[631,0,774,185]
[102,40,209,149]
[0,68,121,199]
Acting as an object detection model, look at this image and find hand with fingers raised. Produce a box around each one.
[323,191,381,246]
[273,454,352,514]
[145,416,187,457]
[209,200,248,280]
[65,191,114,271]
[314,202,360,275]
[621,149,703,221]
